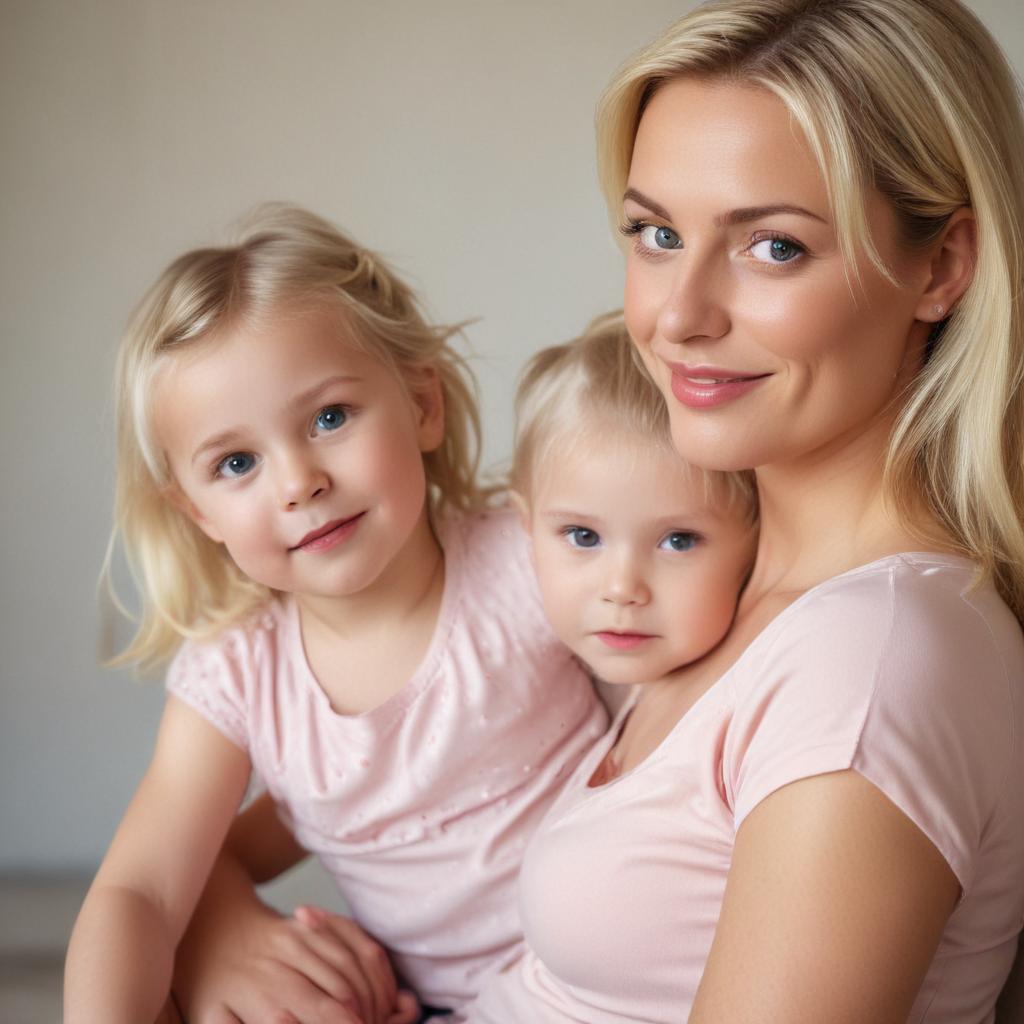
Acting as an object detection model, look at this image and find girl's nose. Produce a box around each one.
[657,254,731,348]
[276,452,329,510]
[601,557,652,607]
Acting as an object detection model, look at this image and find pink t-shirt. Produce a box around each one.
[462,552,1024,1024]
[166,508,608,1010]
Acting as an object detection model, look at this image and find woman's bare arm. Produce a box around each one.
[690,769,959,1024]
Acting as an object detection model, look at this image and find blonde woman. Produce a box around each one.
[169,2,1023,1022]
[458,1,1024,1022]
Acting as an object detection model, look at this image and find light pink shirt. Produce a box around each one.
[167,508,608,1010]
[462,553,1024,1024]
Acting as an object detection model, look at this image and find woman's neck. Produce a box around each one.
[745,411,951,600]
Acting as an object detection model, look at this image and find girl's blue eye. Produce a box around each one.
[315,405,348,433]
[639,224,682,250]
[565,526,601,549]
[750,236,804,263]
[660,531,699,552]
[217,452,256,479]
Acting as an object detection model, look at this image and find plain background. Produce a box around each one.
[1,1,1022,879]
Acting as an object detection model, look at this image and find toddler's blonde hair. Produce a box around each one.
[596,0,1024,622]
[109,204,484,670]
[511,311,755,516]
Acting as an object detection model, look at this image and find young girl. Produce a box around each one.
[63,205,608,1024]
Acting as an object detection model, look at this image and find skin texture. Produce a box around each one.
[65,305,444,1024]
[618,76,975,1023]
[522,428,754,687]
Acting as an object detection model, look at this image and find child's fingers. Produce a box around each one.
[269,923,375,1023]
[295,906,398,1024]
[291,912,381,1023]
[387,989,421,1024]
[197,1010,242,1024]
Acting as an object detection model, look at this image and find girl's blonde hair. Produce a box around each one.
[109,204,484,670]
[511,310,755,516]
[597,0,1024,622]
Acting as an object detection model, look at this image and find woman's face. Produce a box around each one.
[622,77,935,473]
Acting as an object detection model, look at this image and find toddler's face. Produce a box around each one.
[154,305,443,603]
[523,431,755,685]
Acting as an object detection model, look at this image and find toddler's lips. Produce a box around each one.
[291,512,365,552]
[595,631,655,651]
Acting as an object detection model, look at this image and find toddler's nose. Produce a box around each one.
[601,559,651,606]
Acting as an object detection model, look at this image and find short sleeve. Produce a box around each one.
[725,560,1013,898]
[166,635,250,752]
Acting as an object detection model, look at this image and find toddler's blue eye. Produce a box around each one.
[217,452,256,478]
[315,405,348,432]
[566,527,601,549]
[640,224,682,250]
[660,531,699,552]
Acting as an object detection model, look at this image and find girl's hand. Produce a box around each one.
[174,897,412,1024]
[295,907,420,1024]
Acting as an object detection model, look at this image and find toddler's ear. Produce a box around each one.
[163,484,224,544]
[509,490,532,531]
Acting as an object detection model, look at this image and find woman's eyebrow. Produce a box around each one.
[623,187,825,226]
[623,187,672,219]
[715,204,826,225]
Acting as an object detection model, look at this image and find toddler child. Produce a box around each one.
[63,205,607,1024]
[458,310,758,1022]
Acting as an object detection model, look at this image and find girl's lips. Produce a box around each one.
[668,365,770,409]
[292,512,365,552]
[596,631,655,651]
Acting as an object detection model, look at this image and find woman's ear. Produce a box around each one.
[413,368,446,453]
[163,483,223,544]
[915,207,976,323]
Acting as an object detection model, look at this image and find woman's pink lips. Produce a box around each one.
[292,512,365,552]
[596,631,655,650]
[668,364,770,409]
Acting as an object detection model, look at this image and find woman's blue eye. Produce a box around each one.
[217,452,256,479]
[565,527,601,549]
[639,224,682,250]
[660,531,699,552]
[750,236,803,263]
[315,405,348,433]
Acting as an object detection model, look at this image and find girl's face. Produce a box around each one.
[523,429,755,686]
[155,305,443,603]
[622,78,936,473]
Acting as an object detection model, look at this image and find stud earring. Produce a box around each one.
[933,303,945,319]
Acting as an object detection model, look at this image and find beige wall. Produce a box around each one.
[1,0,1021,871]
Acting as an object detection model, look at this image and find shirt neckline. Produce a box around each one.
[582,550,978,794]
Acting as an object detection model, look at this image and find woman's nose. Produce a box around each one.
[656,253,731,348]
[276,450,329,509]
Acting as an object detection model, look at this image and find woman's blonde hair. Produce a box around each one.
[597,0,1024,622]
[109,203,485,670]
[511,310,756,516]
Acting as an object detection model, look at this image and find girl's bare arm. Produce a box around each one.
[63,697,251,1023]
